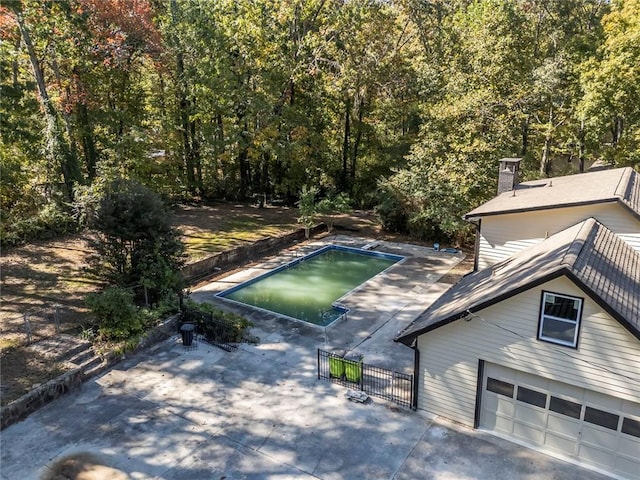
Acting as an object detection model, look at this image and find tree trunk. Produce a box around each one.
[16,11,81,200]
[541,134,552,176]
[578,119,585,173]
[190,117,202,194]
[341,96,351,190]
[77,101,98,179]
[540,106,553,176]
[171,0,198,195]
[351,96,366,186]
[521,115,529,157]
[612,116,623,148]
[238,116,250,200]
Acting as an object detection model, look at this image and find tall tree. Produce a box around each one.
[580,0,640,166]
[2,2,82,200]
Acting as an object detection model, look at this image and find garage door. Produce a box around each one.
[480,363,640,479]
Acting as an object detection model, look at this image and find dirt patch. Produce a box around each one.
[0,347,70,405]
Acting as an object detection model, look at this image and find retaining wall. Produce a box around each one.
[181,224,326,282]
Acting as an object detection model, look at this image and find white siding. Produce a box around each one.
[477,203,640,269]
[416,276,640,428]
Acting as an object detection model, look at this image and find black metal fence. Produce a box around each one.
[317,349,415,409]
[198,315,239,352]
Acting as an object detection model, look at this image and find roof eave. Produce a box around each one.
[464,198,619,221]
[395,269,566,345]
[618,198,640,222]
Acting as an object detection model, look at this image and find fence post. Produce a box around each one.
[53,305,61,333]
[317,349,321,379]
[23,313,32,344]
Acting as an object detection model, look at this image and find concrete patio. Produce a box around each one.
[0,238,611,479]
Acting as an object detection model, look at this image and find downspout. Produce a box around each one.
[412,341,420,410]
[471,218,481,272]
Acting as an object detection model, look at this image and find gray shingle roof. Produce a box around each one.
[395,218,640,346]
[464,167,640,220]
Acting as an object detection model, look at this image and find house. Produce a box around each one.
[465,160,640,271]
[395,165,640,479]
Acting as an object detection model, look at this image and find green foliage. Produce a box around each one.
[375,187,409,235]
[0,202,79,247]
[296,185,319,228]
[4,0,638,245]
[179,302,253,344]
[82,178,186,303]
[579,0,640,166]
[317,192,352,232]
[86,286,144,341]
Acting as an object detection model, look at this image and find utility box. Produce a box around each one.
[343,352,364,383]
[329,349,346,379]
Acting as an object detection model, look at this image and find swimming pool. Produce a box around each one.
[216,245,404,327]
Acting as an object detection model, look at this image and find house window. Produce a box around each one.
[538,292,582,348]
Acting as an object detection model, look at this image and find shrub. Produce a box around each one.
[80,178,186,304]
[375,188,408,234]
[86,286,144,341]
[0,202,79,247]
[179,303,253,344]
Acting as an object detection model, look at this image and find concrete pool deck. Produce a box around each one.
[0,237,610,480]
[191,236,464,372]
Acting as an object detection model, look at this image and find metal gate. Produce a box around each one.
[317,349,415,409]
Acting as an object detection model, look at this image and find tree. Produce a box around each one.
[580,0,640,166]
[297,184,319,238]
[83,178,185,304]
[1,2,82,201]
[317,192,351,233]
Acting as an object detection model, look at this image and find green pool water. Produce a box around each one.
[219,247,401,326]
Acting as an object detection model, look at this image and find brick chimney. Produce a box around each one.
[497,158,522,195]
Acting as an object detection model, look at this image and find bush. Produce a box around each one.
[375,189,409,234]
[86,286,144,341]
[80,178,186,304]
[179,303,253,344]
[0,202,79,247]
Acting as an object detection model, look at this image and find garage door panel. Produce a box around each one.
[514,404,545,426]
[622,401,640,417]
[513,422,544,444]
[578,443,615,468]
[516,371,548,390]
[493,413,514,433]
[548,380,583,400]
[583,389,623,411]
[545,432,577,455]
[484,393,514,417]
[546,414,580,437]
[617,456,640,478]
[581,425,620,446]
[618,436,640,457]
[487,363,516,381]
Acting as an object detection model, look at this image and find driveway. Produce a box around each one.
[0,238,611,479]
[0,337,610,480]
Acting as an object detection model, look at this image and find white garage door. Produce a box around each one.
[480,363,640,479]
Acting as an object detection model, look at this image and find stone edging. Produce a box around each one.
[181,224,326,282]
[0,314,181,431]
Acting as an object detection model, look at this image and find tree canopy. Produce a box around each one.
[1,0,638,245]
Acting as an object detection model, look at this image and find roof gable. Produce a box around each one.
[464,167,640,220]
[395,218,640,346]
